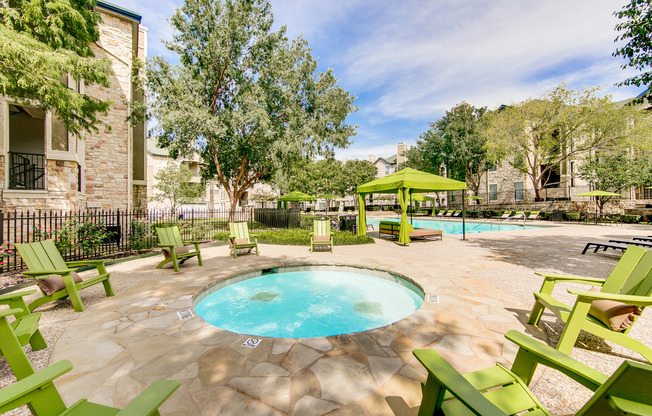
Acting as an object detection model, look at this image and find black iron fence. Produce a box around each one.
[0,208,300,273]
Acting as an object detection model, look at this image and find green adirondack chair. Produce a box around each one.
[528,245,652,362]
[0,292,46,380]
[228,222,259,259]
[155,226,203,272]
[15,239,114,313]
[310,220,333,253]
[0,359,179,416]
[413,329,652,415]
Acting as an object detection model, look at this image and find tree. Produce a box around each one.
[0,0,112,135]
[404,103,488,196]
[152,164,205,211]
[340,159,377,197]
[481,84,649,201]
[147,0,357,219]
[280,158,376,197]
[614,0,652,104]
[578,152,652,215]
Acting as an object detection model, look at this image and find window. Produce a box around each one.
[488,164,497,172]
[489,184,498,201]
[8,104,46,190]
[514,182,524,201]
[385,165,389,175]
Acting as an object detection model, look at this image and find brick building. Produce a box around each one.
[0,2,147,212]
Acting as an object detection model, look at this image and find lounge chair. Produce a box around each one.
[379,221,442,241]
[528,245,652,362]
[526,211,540,220]
[0,294,46,379]
[310,219,333,253]
[508,211,525,220]
[413,329,652,415]
[492,211,511,219]
[15,239,114,313]
[452,210,461,217]
[0,359,179,415]
[155,226,203,272]
[608,239,652,249]
[582,241,628,255]
[444,211,454,217]
[435,210,446,217]
[228,221,259,258]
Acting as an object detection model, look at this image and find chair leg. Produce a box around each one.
[197,251,203,266]
[555,301,592,355]
[29,329,47,351]
[102,279,115,297]
[527,301,546,326]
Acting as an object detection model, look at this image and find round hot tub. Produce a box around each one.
[194,265,424,338]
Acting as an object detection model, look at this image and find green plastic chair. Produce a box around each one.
[0,359,179,416]
[228,222,259,259]
[310,220,333,253]
[15,240,114,312]
[528,245,652,362]
[0,294,46,380]
[413,330,652,415]
[155,226,203,272]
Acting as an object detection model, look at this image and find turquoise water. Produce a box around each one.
[194,270,423,338]
[367,218,543,234]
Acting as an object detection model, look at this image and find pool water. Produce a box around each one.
[194,269,423,338]
[366,218,543,234]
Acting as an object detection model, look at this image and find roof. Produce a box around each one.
[96,1,142,22]
[372,154,397,166]
[147,139,170,157]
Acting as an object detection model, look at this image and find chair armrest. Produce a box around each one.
[23,269,75,277]
[567,289,652,307]
[0,307,24,319]
[0,360,72,409]
[535,272,606,285]
[309,232,314,237]
[182,240,201,245]
[607,396,652,415]
[115,380,180,416]
[505,330,607,391]
[413,349,507,416]
[65,260,106,267]
[249,233,258,238]
[0,289,37,302]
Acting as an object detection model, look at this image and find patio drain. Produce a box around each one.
[426,294,439,303]
[177,309,194,320]
[242,338,262,348]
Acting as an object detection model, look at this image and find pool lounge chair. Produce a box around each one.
[508,211,525,220]
[582,241,628,255]
[609,239,652,249]
[444,211,454,217]
[526,211,540,220]
[435,210,446,217]
[452,210,461,217]
[414,329,652,416]
[492,211,511,219]
[378,221,442,241]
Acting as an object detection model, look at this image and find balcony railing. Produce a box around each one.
[8,151,45,190]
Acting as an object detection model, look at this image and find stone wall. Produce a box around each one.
[132,184,147,211]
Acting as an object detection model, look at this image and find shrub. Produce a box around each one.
[128,217,155,252]
[565,212,580,221]
[620,214,641,224]
[34,216,115,255]
[539,212,552,220]
[214,229,374,245]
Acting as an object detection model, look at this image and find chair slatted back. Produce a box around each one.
[230,222,250,242]
[578,360,652,415]
[618,249,652,297]
[314,220,330,237]
[156,226,184,248]
[600,246,647,294]
[16,240,67,275]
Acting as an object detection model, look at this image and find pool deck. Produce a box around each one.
[5,220,652,415]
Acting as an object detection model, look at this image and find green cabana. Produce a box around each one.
[357,168,467,244]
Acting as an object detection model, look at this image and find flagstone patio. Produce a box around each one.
[3,220,652,415]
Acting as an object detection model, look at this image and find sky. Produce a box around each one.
[111,0,646,161]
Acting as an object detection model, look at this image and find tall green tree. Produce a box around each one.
[148,0,357,219]
[0,0,112,135]
[481,84,650,201]
[614,0,652,104]
[404,103,487,195]
[152,163,205,211]
[578,152,652,215]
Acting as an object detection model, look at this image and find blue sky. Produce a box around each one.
[113,0,646,161]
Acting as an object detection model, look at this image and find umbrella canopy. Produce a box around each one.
[277,191,316,201]
[577,191,621,197]
[465,195,484,200]
[357,168,467,243]
[357,168,466,194]
[319,193,340,200]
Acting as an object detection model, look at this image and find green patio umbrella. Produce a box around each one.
[278,191,316,210]
[319,193,340,214]
[577,190,621,223]
[357,168,467,243]
[465,195,484,200]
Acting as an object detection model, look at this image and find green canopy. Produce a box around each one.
[277,191,316,201]
[410,193,435,202]
[466,195,484,200]
[319,193,340,200]
[357,168,467,243]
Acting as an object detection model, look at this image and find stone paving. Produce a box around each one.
[8,219,652,415]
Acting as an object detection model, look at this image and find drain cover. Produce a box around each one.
[177,309,194,320]
[426,294,439,303]
[242,338,262,348]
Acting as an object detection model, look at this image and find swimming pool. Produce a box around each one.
[366,218,544,234]
[194,266,424,338]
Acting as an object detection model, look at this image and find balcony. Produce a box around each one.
[8,151,45,190]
